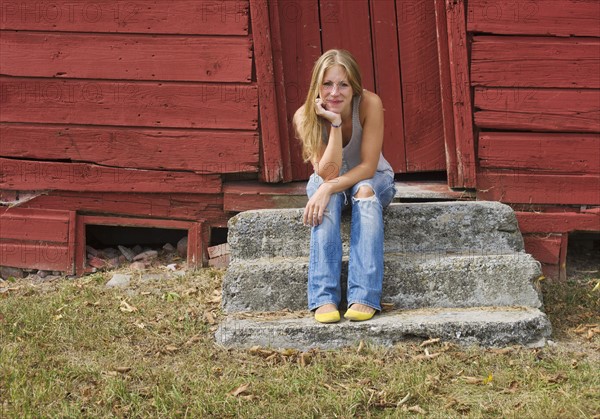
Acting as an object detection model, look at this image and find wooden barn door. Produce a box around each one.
[272,0,447,181]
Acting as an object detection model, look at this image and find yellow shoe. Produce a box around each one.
[344,308,375,322]
[314,310,341,323]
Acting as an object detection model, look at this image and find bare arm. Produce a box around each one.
[320,92,384,194]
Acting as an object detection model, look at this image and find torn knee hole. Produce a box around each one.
[354,186,374,199]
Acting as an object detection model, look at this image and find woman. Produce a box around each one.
[293,49,397,323]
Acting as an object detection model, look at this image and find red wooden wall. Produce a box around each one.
[271,0,449,181]
[0,0,258,272]
[467,0,600,279]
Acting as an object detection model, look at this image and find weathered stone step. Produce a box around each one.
[227,201,524,261]
[222,252,543,313]
[215,307,552,350]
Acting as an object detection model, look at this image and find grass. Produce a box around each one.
[1,254,599,418]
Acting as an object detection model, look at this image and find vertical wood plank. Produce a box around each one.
[67,211,77,275]
[277,0,322,180]
[445,0,476,187]
[320,0,375,91]
[268,1,293,182]
[434,0,459,187]
[250,0,284,183]
[396,0,446,173]
[370,0,406,172]
[187,222,204,268]
[75,215,86,276]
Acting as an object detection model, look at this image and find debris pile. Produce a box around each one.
[85,236,188,273]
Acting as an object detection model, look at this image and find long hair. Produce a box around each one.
[295,49,363,163]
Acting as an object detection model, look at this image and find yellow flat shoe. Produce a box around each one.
[314,310,340,323]
[344,308,375,322]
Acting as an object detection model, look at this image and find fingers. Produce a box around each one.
[303,205,323,227]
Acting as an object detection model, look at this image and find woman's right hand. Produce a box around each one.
[315,98,342,126]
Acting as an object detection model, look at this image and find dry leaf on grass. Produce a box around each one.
[119,301,138,313]
[407,405,426,414]
[420,338,440,347]
[204,311,216,325]
[114,367,131,373]
[543,373,567,384]
[463,376,484,385]
[412,352,441,361]
[164,345,179,353]
[229,383,250,397]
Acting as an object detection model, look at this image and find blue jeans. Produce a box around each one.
[306,170,397,312]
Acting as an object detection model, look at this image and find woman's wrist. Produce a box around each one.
[330,119,342,128]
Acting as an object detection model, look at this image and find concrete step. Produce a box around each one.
[227,201,524,261]
[222,252,543,313]
[215,307,552,350]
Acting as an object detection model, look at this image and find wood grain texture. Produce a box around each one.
[370,0,406,172]
[0,124,259,173]
[0,0,249,35]
[12,191,226,223]
[0,31,252,82]
[397,0,446,173]
[0,241,71,271]
[523,234,562,264]
[250,0,283,182]
[444,0,476,187]
[478,132,600,175]
[0,77,258,129]
[0,158,222,193]
[467,0,600,37]
[320,0,375,91]
[516,211,600,233]
[268,1,293,182]
[0,207,70,242]
[474,87,600,132]
[434,0,458,187]
[471,36,600,88]
[276,0,321,180]
[477,170,600,205]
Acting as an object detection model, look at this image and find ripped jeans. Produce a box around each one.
[305,170,397,311]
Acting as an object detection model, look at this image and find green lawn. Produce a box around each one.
[1,261,598,418]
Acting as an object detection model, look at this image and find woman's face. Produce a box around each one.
[318,64,352,115]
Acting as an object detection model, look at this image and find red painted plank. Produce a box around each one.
[523,234,562,265]
[0,158,222,193]
[474,88,600,133]
[0,207,70,242]
[471,36,600,89]
[516,211,600,234]
[434,0,458,187]
[0,31,252,83]
[0,124,259,174]
[0,77,258,130]
[397,0,446,173]
[478,132,600,175]
[10,191,225,222]
[370,0,406,172]
[250,0,283,183]
[320,0,375,92]
[276,0,321,180]
[477,170,600,205]
[268,1,292,182]
[468,0,600,37]
[0,0,249,35]
[0,241,70,271]
[444,0,476,187]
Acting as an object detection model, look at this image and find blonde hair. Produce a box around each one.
[295,49,363,163]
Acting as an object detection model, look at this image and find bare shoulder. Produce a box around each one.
[359,89,383,123]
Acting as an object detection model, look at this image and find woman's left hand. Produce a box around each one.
[303,183,332,227]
